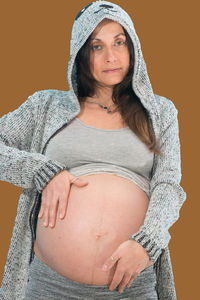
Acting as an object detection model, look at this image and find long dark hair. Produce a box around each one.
[75,19,162,155]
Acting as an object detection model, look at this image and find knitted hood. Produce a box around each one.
[67,0,160,132]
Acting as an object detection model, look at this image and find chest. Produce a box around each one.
[76,103,127,130]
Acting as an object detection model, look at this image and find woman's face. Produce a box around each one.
[89,20,130,88]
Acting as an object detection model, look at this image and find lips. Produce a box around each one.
[103,68,121,72]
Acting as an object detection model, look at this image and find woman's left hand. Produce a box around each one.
[102,239,154,294]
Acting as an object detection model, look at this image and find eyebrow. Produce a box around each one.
[90,33,125,41]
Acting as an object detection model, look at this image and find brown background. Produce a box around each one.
[0,0,198,299]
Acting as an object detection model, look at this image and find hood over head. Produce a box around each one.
[67,0,160,135]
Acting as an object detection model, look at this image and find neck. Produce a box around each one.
[90,85,115,106]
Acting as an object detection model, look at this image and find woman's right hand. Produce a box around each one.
[38,170,89,228]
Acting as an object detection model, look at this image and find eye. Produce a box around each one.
[91,44,102,51]
[90,40,126,51]
[115,40,125,46]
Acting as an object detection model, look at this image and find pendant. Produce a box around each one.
[101,105,112,113]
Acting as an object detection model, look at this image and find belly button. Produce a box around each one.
[95,232,108,240]
[95,234,102,240]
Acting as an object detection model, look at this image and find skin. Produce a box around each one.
[88,18,130,106]
[38,19,154,294]
[89,22,154,293]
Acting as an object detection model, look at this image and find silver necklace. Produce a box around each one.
[84,99,116,114]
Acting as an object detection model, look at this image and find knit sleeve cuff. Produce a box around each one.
[129,230,162,263]
[34,159,67,193]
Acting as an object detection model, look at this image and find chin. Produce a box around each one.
[105,80,123,86]
[102,77,125,85]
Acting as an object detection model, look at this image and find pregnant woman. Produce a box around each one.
[0,1,187,300]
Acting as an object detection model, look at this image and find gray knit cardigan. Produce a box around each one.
[0,1,186,299]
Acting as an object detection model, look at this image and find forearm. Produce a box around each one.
[130,181,186,262]
[0,91,67,193]
[0,141,67,192]
[129,99,187,262]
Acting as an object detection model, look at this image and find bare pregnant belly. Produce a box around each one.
[34,173,150,286]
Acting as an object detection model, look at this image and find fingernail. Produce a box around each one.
[49,222,53,227]
[102,264,108,271]
[59,213,63,219]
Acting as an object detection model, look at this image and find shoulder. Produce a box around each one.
[28,89,72,108]
[153,93,178,122]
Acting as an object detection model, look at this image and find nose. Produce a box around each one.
[104,47,117,63]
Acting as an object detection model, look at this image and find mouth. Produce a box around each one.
[103,68,121,73]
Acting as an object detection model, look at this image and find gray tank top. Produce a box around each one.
[44,117,154,197]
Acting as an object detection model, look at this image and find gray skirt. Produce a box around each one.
[24,254,158,300]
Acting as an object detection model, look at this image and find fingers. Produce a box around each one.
[102,252,120,271]
[48,198,59,228]
[126,275,136,288]
[110,267,139,293]
[38,189,59,228]
[38,171,88,228]
[105,253,141,294]
[38,192,46,221]
[71,177,89,186]
[103,239,150,294]
[38,187,70,228]
[58,190,70,220]
[118,273,133,293]
[38,204,44,219]
[109,265,125,292]
[37,172,89,228]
